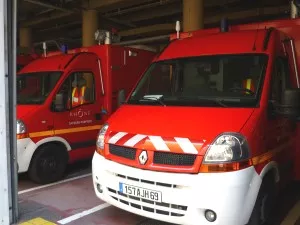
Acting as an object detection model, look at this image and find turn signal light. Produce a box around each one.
[17,133,29,140]
[96,147,104,156]
[199,160,252,173]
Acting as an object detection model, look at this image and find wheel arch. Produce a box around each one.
[35,136,71,151]
[259,161,280,184]
[27,137,71,171]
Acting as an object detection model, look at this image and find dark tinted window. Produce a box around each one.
[17,71,62,104]
[128,54,268,107]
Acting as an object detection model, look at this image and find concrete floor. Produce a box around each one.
[17,161,300,225]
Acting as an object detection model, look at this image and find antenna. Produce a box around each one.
[176,21,181,39]
[42,42,47,57]
[252,23,260,51]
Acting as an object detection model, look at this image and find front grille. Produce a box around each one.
[109,144,136,160]
[153,152,196,166]
[107,187,187,217]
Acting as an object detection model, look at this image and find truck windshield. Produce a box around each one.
[17,71,62,105]
[128,54,268,107]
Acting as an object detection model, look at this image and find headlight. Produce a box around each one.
[17,120,26,135]
[203,133,250,163]
[96,124,109,152]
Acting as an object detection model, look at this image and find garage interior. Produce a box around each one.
[1,0,300,225]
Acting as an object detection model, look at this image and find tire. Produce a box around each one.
[28,143,68,184]
[247,174,277,225]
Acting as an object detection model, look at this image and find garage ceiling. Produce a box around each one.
[18,0,291,46]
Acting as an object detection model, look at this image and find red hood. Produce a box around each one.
[17,105,40,119]
[107,105,254,155]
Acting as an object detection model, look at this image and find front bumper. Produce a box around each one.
[17,137,37,173]
[92,153,262,225]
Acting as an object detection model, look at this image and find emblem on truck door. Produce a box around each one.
[139,151,148,165]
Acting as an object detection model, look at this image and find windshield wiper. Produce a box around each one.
[139,95,166,106]
[175,96,231,107]
[214,98,228,107]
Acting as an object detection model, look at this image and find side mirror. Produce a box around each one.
[54,93,65,112]
[117,89,126,107]
[277,88,300,119]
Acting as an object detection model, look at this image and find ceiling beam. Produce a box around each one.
[205,5,289,24]
[116,2,181,22]
[118,4,289,37]
[23,0,75,13]
[21,0,145,27]
[119,24,175,37]
[82,0,151,11]
[104,0,180,17]
[20,11,74,27]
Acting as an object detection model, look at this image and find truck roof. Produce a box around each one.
[158,29,272,61]
[18,54,75,74]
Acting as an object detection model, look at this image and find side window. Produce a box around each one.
[56,71,95,110]
[270,57,291,102]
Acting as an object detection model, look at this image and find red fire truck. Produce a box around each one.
[17,54,37,71]
[16,42,156,184]
[92,17,300,225]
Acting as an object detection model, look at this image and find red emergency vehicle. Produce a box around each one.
[92,17,300,225]
[17,54,37,71]
[16,43,156,184]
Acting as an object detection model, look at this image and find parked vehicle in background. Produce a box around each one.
[16,37,156,184]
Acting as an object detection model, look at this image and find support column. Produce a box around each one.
[82,9,98,47]
[19,27,32,49]
[183,0,204,32]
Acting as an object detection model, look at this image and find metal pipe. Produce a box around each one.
[23,0,74,13]
[8,0,18,222]
[290,39,300,88]
[35,9,53,16]
[115,35,170,46]
[0,0,16,224]
[104,0,175,17]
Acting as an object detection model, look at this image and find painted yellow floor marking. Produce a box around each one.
[19,217,56,225]
[281,200,300,225]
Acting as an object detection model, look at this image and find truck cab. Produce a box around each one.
[17,44,156,184]
[17,54,37,71]
[92,19,300,225]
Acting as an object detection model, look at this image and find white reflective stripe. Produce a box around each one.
[73,97,79,102]
[174,137,198,154]
[123,134,147,147]
[108,132,127,144]
[149,136,170,151]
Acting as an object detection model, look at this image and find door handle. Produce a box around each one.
[95,113,102,120]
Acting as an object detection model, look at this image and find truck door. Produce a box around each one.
[110,47,125,112]
[283,39,300,180]
[267,56,295,183]
[52,53,105,162]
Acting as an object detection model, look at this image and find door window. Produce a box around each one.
[55,71,95,111]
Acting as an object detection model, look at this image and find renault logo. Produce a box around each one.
[138,151,148,165]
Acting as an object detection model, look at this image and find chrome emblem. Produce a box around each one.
[138,151,148,165]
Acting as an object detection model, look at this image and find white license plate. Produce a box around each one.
[119,183,162,202]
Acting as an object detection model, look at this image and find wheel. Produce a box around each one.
[247,174,277,225]
[28,143,68,184]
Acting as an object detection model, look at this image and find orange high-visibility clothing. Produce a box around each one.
[242,79,255,92]
[71,86,87,107]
